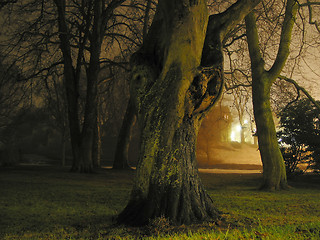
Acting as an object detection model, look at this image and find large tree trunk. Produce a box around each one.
[117,0,221,226]
[117,0,261,226]
[118,116,220,226]
[113,98,135,169]
[118,0,261,226]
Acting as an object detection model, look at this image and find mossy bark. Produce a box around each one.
[252,73,288,190]
[117,0,218,226]
[118,116,220,226]
[118,0,262,226]
[245,0,298,190]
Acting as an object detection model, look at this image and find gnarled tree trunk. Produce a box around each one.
[118,0,219,226]
[118,0,261,226]
[118,116,219,225]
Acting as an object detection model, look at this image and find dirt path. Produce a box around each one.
[199,168,262,174]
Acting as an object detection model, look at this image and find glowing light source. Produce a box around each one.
[231,131,235,141]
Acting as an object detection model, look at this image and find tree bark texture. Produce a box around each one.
[252,72,288,190]
[245,0,298,190]
[118,0,261,226]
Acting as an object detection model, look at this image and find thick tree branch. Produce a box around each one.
[245,12,265,74]
[214,0,262,39]
[268,0,298,80]
[201,0,262,68]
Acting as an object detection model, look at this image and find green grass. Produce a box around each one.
[0,166,319,239]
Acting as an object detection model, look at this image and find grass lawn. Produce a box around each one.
[0,165,320,239]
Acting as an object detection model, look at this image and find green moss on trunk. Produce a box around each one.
[246,0,298,190]
[118,117,220,226]
[252,74,288,191]
[118,0,262,226]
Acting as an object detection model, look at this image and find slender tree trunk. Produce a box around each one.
[113,98,135,169]
[54,0,83,172]
[252,73,288,190]
[245,0,298,190]
[61,128,67,166]
[67,86,81,172]
[77,64,99,172]
[70,0,104,173]
[92,110,102,168]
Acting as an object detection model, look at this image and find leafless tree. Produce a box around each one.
[0,0,151,172]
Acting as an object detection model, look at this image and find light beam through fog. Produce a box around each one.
[196,104,262,170]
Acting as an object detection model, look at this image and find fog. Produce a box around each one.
[196,104,262,170]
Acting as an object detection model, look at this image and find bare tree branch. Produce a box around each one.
[279,75,320,110]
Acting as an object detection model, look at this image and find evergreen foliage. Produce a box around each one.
[278,98,320,173]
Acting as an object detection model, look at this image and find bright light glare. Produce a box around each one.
[244,119,248,124]
[236,124,242,131]
[231,131,235,141]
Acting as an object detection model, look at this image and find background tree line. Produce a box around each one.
[0,0,155,170]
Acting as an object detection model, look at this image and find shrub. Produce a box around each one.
[278,98,320,174]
